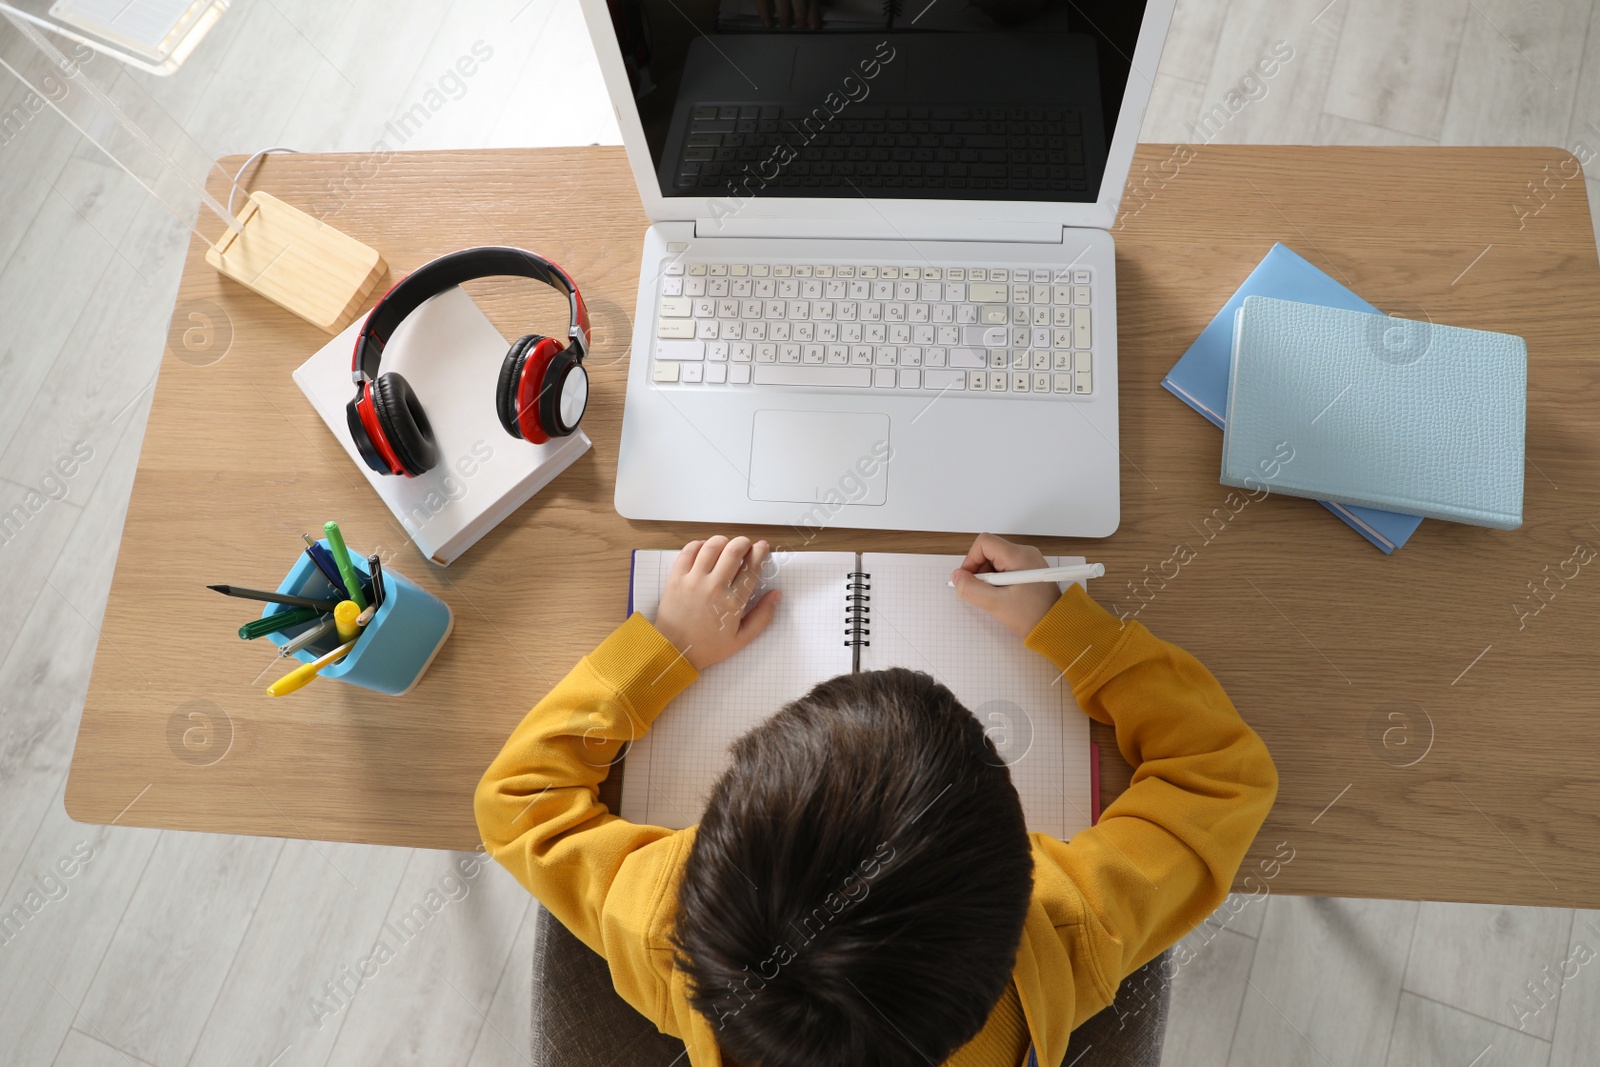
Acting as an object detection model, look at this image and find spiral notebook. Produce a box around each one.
[619,551,1097,840]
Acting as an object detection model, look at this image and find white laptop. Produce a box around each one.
[579,0,1175,537]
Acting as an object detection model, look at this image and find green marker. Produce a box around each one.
[322,521,368,610]
[238,605,323,640]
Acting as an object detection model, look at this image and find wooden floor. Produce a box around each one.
[0,0,1595,1064]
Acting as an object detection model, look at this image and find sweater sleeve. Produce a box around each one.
[1023,585,1278,1015]
[473,613,699,954]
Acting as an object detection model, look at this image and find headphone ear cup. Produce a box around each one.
[347,388,394,475]
[497,334,546,439]
[513,338,569,445]
[370,372,439,476]
[538,351,588,438]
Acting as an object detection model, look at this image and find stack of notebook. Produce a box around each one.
[1163,243,1528,546]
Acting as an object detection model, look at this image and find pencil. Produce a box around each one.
[209,585,344,612]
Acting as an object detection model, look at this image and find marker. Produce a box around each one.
[367,553,385,607]
[947,563,1105,588]
[333,599,361,642]
[238,605,322,640]
[279,617,338,657]
[323,521,368,610]
[209,585,344,612]
[266,638,359,697]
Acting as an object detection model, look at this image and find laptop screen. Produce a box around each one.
[599,0,1149,206]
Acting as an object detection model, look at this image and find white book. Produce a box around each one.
[293,286,590,565]
[621,550,1096,841]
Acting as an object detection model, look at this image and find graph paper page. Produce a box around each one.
[858,554,1094,841]
[620,550,856,828]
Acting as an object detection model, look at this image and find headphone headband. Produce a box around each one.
[352,246,590,382]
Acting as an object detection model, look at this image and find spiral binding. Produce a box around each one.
[845,571,871,647]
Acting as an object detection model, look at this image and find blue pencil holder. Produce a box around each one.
[262,541,453,697]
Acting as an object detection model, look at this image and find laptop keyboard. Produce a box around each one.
[651,261,1096,398]
[676,105,1091,198]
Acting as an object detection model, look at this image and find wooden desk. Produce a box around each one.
[66,146,1600,908]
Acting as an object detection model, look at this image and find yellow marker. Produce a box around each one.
[266,638,359,697]
[334,599,360,641]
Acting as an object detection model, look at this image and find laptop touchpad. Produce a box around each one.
[748,410,890,506]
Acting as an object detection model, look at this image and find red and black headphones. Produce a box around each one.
[347,246,591,477]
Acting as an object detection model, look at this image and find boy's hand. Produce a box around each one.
[951,533,1063,639]
[654,536,781,671]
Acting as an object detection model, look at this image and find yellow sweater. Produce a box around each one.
[476,585,1278,1067]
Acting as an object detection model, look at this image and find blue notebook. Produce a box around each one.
[1223,297,1526,529]
[1162,243,1424,553]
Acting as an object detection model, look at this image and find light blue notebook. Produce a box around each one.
[1162,243,1424,553]
[1222,297,1527,530]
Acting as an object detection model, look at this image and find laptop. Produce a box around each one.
[580,0,1176,538]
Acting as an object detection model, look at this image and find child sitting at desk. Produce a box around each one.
[476,533,1277,1067]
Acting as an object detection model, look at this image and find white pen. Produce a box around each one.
[947,563,1105,588]
[279,616,337,656]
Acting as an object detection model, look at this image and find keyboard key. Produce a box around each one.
[706,363,728,384]
[874,368,896,388]
[1076,351,1092,373]
[659,297,692,317]
[1075,369,1092,393]
[730,364,752,384]
[968,283,1009,302]
[1053,372,1073,393]
[708,342,729,361]
[1073,286,1090,305]
[1033,372,1050,393]
[652,362,680,382]
[1012,372,1031,392]
[924,369,964,390]
[1073,269,1091,283]
[898,368,921,389]
[949,348,986,368]
[656,343,707,364]
[658,319,696,339]
[979,305,1009,325]
[988,371,1008,391]
[681,363,704,383]
[1074,307,1093,349]
[963,325,1009,346]
[1052,284,1072,304]
[755,366,873,388]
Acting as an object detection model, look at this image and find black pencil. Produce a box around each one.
[208,584,345,612]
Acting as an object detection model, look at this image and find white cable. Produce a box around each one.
[229,146,299,217]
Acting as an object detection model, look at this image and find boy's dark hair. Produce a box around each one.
[671,667,1035,1067]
